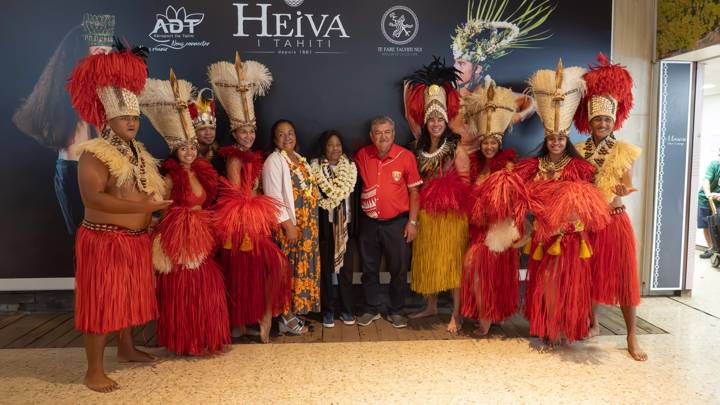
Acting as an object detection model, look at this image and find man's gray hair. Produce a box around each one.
[370,116,395,132]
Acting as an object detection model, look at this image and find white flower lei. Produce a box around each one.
[279,149,316,198]
[311,155,357,211]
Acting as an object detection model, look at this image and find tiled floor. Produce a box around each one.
[1,254,718,404]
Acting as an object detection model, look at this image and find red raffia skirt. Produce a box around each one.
[74,223,157,334]
[461,230,519,321]
[524,233,592,343]
[589,210,641,307]
[221,237,292,326]
[156,259,230,356]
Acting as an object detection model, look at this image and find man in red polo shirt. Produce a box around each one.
[354,116,422,328]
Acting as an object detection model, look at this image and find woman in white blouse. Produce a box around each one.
[263,119,321,335]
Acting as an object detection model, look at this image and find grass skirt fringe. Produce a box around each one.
[411,210,468,294]
[75,226,157,334]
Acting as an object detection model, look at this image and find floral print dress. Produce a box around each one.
[275,160,321,314]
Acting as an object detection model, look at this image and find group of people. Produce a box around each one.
[60,19,646,393]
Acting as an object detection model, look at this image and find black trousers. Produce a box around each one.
[54,159,83,235]
[319,238,355,316]
[358,213,411,315]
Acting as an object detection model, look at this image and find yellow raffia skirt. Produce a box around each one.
[410,209,468,295]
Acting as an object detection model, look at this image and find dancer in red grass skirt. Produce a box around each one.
[574,53,646,361]
[459,83,536,335]
[209,53,292,343]
[139,74,230,356]
[68,40,171,392]
[515,60,611,344]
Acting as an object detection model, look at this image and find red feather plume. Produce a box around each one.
[574,52,634,134]
[66,51,147,129]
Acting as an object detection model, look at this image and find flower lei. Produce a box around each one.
[279,149,316,198]
[311,155,357,211]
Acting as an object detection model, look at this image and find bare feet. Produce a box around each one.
[409,307,437,319]
[117,346,158,363]
[471,319,491,336]
[446,313,462,334]
[627,334,648,361]
[84,369,119,393]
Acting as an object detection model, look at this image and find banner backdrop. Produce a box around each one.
[1,0,611,281]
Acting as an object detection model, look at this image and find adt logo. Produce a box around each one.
[150,5,204,39]
[381,6,418,45]
[149,6,209,51]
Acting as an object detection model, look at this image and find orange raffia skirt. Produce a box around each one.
[589,209,641,307]
[461,229,519,321]
[524,232,592,343]
[74,221,157,334]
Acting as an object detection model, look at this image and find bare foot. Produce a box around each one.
[409,307,437,319]
[117,346,158,363]
[587,322,600,338]
[627,334,648,361]
[84,370,119,393]
[471,319,491,336]
[259,318,271,344]
[446,314,462,334]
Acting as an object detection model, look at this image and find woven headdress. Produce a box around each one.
[81,13,115,47]
[139,69,196,150]
[452,0,554,67]
[208,52,272,131]
[461,81,516,143]
[188,88,216,130]
[66,39,148,129]
[528,59,586,137]
[573,52,634,134]
[405,56,461,125]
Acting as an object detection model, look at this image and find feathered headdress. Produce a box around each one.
[452,0,554,67]
[208,52,272,131]
[139,69,196,150]
[404,56,461,127]
[66,38,148,129]
[188,88,216,130]
[528,59,586,137]
[460,80,516,142]
[574,52,634,134]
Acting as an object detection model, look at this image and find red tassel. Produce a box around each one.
[156,259,230,355]
[589,211,641,307]
[74,227,157,334]
[407,84,427,126]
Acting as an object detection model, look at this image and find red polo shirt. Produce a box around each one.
[355,143,422,220]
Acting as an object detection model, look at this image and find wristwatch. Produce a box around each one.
[409,220,418,226]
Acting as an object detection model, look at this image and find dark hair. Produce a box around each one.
[415,122,459,153]
[475,137,503,167]
[12,25,88,150]
[269,119,297,151]
[533,136,583,159]
[317,129,345,160]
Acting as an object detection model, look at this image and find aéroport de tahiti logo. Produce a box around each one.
[149,5,211,51]
[378,5,422,56]
[233,2,350,56]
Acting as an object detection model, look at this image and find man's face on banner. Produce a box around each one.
[454,58,482,89]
